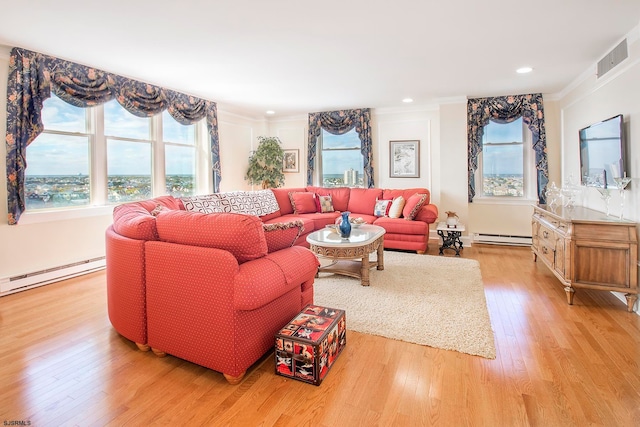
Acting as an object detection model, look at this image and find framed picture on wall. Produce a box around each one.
[283,149,300,173]
[389,140,419,178]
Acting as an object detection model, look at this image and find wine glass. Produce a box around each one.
[613,175,632,220]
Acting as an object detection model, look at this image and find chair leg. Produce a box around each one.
[223,371,246,385]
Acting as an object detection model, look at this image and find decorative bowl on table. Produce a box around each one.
[349,217,365,228]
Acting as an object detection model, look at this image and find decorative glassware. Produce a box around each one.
[339,211,352,238]
[545,182,560,207]
[595,187,612,216]
[613,175,632,220]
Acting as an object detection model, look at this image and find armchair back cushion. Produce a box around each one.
[155,210,268,263]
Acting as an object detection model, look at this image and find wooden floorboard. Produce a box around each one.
[1,244,640,426]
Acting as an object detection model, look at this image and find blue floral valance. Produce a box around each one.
[307,108,374,188]
[5,47,221,224]
[467,93,548,203]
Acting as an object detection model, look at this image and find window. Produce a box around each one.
[25,93,205,211]
[26,96,91,209]
[319,128,364,187]
[477,118,534,199]
[162,111,196,197]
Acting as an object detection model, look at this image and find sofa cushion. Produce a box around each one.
[373,216,429,235]
[289,192,318,214]
[136,195,184,212]
[347,188,383,215]
[271,187,307,215]
[306,186,350,212]
[262,221,304,253]
[403,193,428,220]
[155,210,268,263]
[264,214,317,234]
[383,188,430,205]
[388,196,405,218]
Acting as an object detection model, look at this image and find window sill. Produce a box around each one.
[18,205,114,225]
[471,197,538,206]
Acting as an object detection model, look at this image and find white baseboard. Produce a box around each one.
[0,257,105,296]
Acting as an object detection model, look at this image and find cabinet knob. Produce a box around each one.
[542,231,549,238]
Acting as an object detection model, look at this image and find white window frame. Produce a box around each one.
[317,128,364,188]
[19,95,210,225]
[474,119,537,205]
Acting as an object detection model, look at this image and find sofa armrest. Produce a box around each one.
[415,203,439,224]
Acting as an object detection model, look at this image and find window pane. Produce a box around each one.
[321,150,364,187]
[41,94,87,133]
[322,128,361,149]
[163,110,196,145]
[165,145,196,197]
[107,140,151,203]
[484,118,523,144]
[482,144,523,196]
[25,133,90,209]
[104,100,151,140]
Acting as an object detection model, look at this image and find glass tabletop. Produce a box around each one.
[306,224,385,247]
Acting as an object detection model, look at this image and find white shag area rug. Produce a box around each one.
[313,251,496,359]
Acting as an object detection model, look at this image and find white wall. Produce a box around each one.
[559,29,640,222]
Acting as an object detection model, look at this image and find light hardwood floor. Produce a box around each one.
[1,244,640,426]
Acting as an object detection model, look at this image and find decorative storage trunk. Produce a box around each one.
[275,304,346,385]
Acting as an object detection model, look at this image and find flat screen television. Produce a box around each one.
[579,114,626,188]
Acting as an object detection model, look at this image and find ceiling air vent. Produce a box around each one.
[597,39,628,78]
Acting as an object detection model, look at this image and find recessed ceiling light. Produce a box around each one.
[402,98,414,103]
[266,110,275,115]
[516,67,533,74]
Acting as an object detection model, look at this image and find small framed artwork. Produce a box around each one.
[283,149,300,173]
[390,140,419,178]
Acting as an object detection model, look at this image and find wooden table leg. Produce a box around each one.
[377,240,384,271]
[361,255,370,286]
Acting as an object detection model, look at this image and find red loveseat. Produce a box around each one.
[105,195,319,384]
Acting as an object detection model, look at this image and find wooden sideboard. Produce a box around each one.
[531,204,638,312]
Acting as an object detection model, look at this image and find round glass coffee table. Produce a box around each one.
[306,224,385,286]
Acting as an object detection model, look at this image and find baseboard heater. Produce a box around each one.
[472,233,532,246]
[0,257,106,296]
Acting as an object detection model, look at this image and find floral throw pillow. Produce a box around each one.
[318,195,334,213]
[373,199,393,217]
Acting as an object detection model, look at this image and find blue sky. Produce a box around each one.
[27,94,196,176]
[321,128,363,175]
[482,118,525,175]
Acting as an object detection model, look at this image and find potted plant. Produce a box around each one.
[245,136,286,189]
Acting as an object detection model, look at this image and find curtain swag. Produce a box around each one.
[467,93,548,204]
[5,47,221,225]
[307,108,374,188]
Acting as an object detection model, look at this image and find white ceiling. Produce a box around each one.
[1,0,639,117]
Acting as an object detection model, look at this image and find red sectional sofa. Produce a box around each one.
[106,195,319,384]
[261,186,438,253]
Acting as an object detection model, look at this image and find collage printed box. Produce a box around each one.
[275,305,346,385]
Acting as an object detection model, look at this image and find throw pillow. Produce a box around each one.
[373,199,393,217]
[388,196,405,218]
[289,192,318,214]
[318,195,335,213]
[262,221,304,252]
[402,193,428,220]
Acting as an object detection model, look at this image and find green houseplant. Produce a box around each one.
[245,136,286,189]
